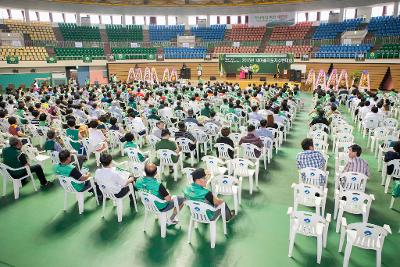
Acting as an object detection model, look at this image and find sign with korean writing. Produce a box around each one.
[249,12,295,26]
[219,54,294,74]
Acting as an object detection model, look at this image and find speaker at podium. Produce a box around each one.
[180,66,191,79]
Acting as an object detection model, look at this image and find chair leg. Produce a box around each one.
[173,165,178,182]
[143,210,148,232]
[384,176,392,194]
[249,175,253,195]
[317,235,323,264]
[116,199,123,222]
[233,193,239,213]
[210,221,217,248]
[64,192,68,211]
[188,218,194,244]
[381,167,387,185]
[13,180,20,199]
[336,208,344,233]
[159,213,167,238]
[101,197,106,218]
[343,243,353,267]
[376,249,382,267]
[288,228,296,258]
[390,197,395,209]
[2,177,7,196]
[76,193,84,214]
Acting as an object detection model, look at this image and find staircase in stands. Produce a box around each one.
[99,29,111,58]
[257,27,273,53]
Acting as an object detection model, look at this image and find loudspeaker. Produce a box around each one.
[210,76,216,80]
[259,77,266,81]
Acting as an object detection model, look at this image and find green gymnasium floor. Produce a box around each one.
[0,93,399,267]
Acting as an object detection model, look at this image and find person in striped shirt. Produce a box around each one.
[343,144,370,177]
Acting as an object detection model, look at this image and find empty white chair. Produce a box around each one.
[230,158,256,194]
[146,134,160,161]
[287,207,331,264]
[291,183,328,215]
[299,167,328,188]
[185,200,227,248]
[140,191,181,238]
[210,175,242,212]
[57,175,99,214]
[182,167,195,185]
[202,156,227,177]
[339,219,391,267]
[157,149,179,181]
[334,190,375,232]
[176,137,196,168]
[260,136,274,167]
[383,159,400,194]
[369,127,388,152]
[191,129,210,160]
[0,163,37,199]
[241,143,262,184]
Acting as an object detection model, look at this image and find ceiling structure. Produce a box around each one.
[0,0,390,15]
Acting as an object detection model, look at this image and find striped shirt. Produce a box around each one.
[343,157,370,177]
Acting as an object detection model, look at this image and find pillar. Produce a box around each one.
[394,2,399,16]
[76,12,81,25]
[207,14,210,26]
[122,15,126,26]
[339,8,344,22]
[24,9,30,22]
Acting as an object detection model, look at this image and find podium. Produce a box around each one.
[180,68,191,79]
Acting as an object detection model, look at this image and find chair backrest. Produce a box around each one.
[182,167,195,184]
[202,155,223,175]
[139,191,166,214]
[191,129,208,143]
[342,222,391,250]
[292,183,327,209]
[125,147,143,163]
[383,118,398,129]
[157,149,177,165]
[259,136,274,149]
[228,133,243,146]
[57,175,81,193]
[308,130,328,143]
[214,143,234,160]
[128,162,145,178]
[231,158,255,177]
[363,117,380,129]
[310,123,329,133]
[287,208,329,237]
[185,199,216,223]
[372,127,389,139]
[338,172,368,192]
[335,124,353,135]
[335,133,354,144]
[248,119,260,128]
[299,167,328,188]
[95,177,120,200]
[147,134,161,149]
[313,139,329,154]
[211,175,238,195]
[176,137,195,153]
[241,143,262,160]
[108,130,123,146]
[175,110,187,120]
[387,159,400,178]
[338,190,374,214]
[204,122,220,135]
[0,163,18,181]
[48,150,60,165]
[185,121,198,131]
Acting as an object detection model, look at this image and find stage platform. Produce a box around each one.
[189,75,302,88]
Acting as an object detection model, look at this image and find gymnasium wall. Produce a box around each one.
[0,73,51,90]
[302,63,400,90]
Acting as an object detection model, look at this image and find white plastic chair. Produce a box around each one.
[230,158,256,194]
[157,149,179,181]
[214,142,235,174]
[176,137,196,167]
[57,175,99,214]
[241,142,262,184]
[96,179,137,222]
[108,130,125,156]
[140,191,180,238]
[260,136,274,167]
[335,172,368,193]
[202,155,227,177]
[81,137,107,167]
[0,163,37,199]
[191,129,209,160]
[299,167,328,188]
[334,190,375,232]
[287,207,331,264]
[369,127,388,152]
[210,175,242,213]
[147,134,161,161]
[291,183,328,216]
[310,123,329,133]
[21,144,50,170]
[185,200,227,248]
[339,220,392,267]
[182,167,195,185]
[383,159,400,194]
[382,117,398,129]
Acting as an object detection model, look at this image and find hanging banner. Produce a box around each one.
[144,67,151,82]
[162,68,170,82]
[306,68,315,86]
[83,56,92,63]
[46,56,57,63]
[116,54,126,60]
[359,70,370,91]
[150,67,159,83]
[219,54,294,75]
[337,69,349,90]
[248,12,295,26]
[170,68,178,82]
[315,69,326,90]
[134,68,143,81]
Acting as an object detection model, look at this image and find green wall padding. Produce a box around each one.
[0,73,51,91]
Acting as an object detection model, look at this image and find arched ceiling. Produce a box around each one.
[0,0,388,15]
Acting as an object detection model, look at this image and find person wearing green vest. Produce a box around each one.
[2,137,51,187]
[155,129,180,164]
[66,119,84,154]
[55,150,102,199]
[200,102,212,118]
[43,130,62,152]
[123,132,146,162]
[183,168,235,221]
[135,163,184,224]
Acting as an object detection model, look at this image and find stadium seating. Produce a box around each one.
[106,25,143,42]
[0,46,48,61]
[190,25,226,41]
[111,47,157,59]
[163,47,207,59]
[213,46,258,54]
[4,20,56,41]
[54,47,105,60]
[264,45,312,57]
[228,25,266,41]
[269,22,312,41]
[315,44,372,58]
[373,43,400,59]
[149,25,185,41]
[368,16,400,37]
[59,23,101,41]
[313,18,364,39]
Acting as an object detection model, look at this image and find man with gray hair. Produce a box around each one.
[2,137,51,187]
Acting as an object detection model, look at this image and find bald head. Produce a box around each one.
[144,162,157,177]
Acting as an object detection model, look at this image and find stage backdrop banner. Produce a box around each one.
[219,54,294,75]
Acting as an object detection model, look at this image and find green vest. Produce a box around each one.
[2,146,25,177]
[43,140,55,151]
[183,183,214,219]
[135,177,168,210]
[124,142,145,162]
[66,128,81,151]
[55,164,84,191]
